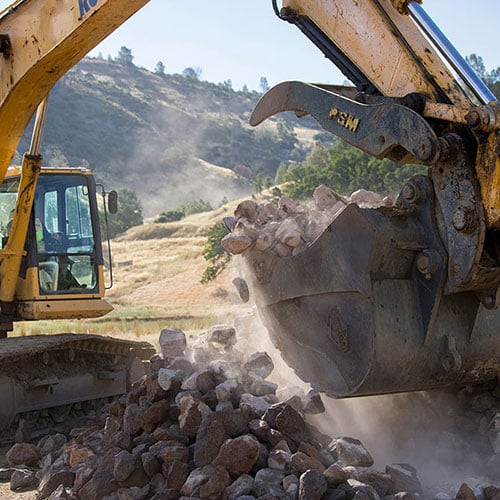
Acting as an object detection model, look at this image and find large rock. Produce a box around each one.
[330,437,374,467]
[6,442,41,466]
[213,434,260,477]
[180,465,230,498]
[159,328,187,357]
[299,468,328,500]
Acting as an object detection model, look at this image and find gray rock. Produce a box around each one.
[180,465,230,498]
[10,468,37,491]
[224,474,254,500]
[252,467,286,497]
[116,484,150,500]
[207,324,237,346]
[244,351,274,379]
[122,404,143,436]
[330,437,374,467]
[38,433,68,456]
[240,393,272,417]
[159,328,187,357]
[299,468,328,500]
[215,378,238,402]
[113,450,136,483]
[302,390,325,415]
[141,451,161,478]
[157,368,181,392]
[385,464,423,494]
[38,470,75,498]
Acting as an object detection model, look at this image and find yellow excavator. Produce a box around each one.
[242,0,500,398]
[0,0,498,426]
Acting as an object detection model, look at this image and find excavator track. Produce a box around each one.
[0,334,154,432]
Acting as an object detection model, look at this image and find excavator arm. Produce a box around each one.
[0,0,150,177]
[234,0,500,397]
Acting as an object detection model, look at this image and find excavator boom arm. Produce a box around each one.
[0,0,150,180]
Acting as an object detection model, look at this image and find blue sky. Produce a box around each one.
[1,0,499,91]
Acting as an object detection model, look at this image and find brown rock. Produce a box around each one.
[180,465,230,498]
[78,470,117,500]
[141,399,170,433]
[213,434,260,477]
[162,460,190,490]
[221,232,254,254]
[178,395,211,438]
[6,442,41,466]
[38,470,75,498]
[324,463,349,485]
[122,404,143,436]
[158,444,189,464]
[235,200,259,222]
[193,414,229,467]
[291,451,326,474]
[275,404,309,444]
[144,373,168,402]
[67,445,94,467]
[456,483,478,500]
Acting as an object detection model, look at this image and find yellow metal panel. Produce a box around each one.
[283,0,469,105]
[15,297,113,320]
[0,0,150,176]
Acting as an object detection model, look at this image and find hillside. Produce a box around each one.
[16,58,321,216]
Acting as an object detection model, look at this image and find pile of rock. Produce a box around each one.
[2,322,498,499]
[221,186,390,258]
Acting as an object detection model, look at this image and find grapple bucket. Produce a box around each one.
[240,193,500,398]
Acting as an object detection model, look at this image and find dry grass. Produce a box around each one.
[12,200,253,342]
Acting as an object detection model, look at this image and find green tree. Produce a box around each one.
[466,54,500,99]
[283,140,426,200]
[200,222,230,284]
[254,172,264,195]
[182,67,202,80]
[104,188,143,238]
[115,46,135,66]
[154,61,166,75]
[275,162,287,185]
[259,76,269,93]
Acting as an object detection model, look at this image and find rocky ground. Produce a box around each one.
[0,313,498,500]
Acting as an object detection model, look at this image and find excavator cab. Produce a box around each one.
[0,167,112,329]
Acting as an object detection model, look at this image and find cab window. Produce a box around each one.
[35,175,98,294]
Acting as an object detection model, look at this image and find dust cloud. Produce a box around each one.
[231,297,498,497]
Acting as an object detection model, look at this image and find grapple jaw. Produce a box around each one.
[239,179,500,398]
